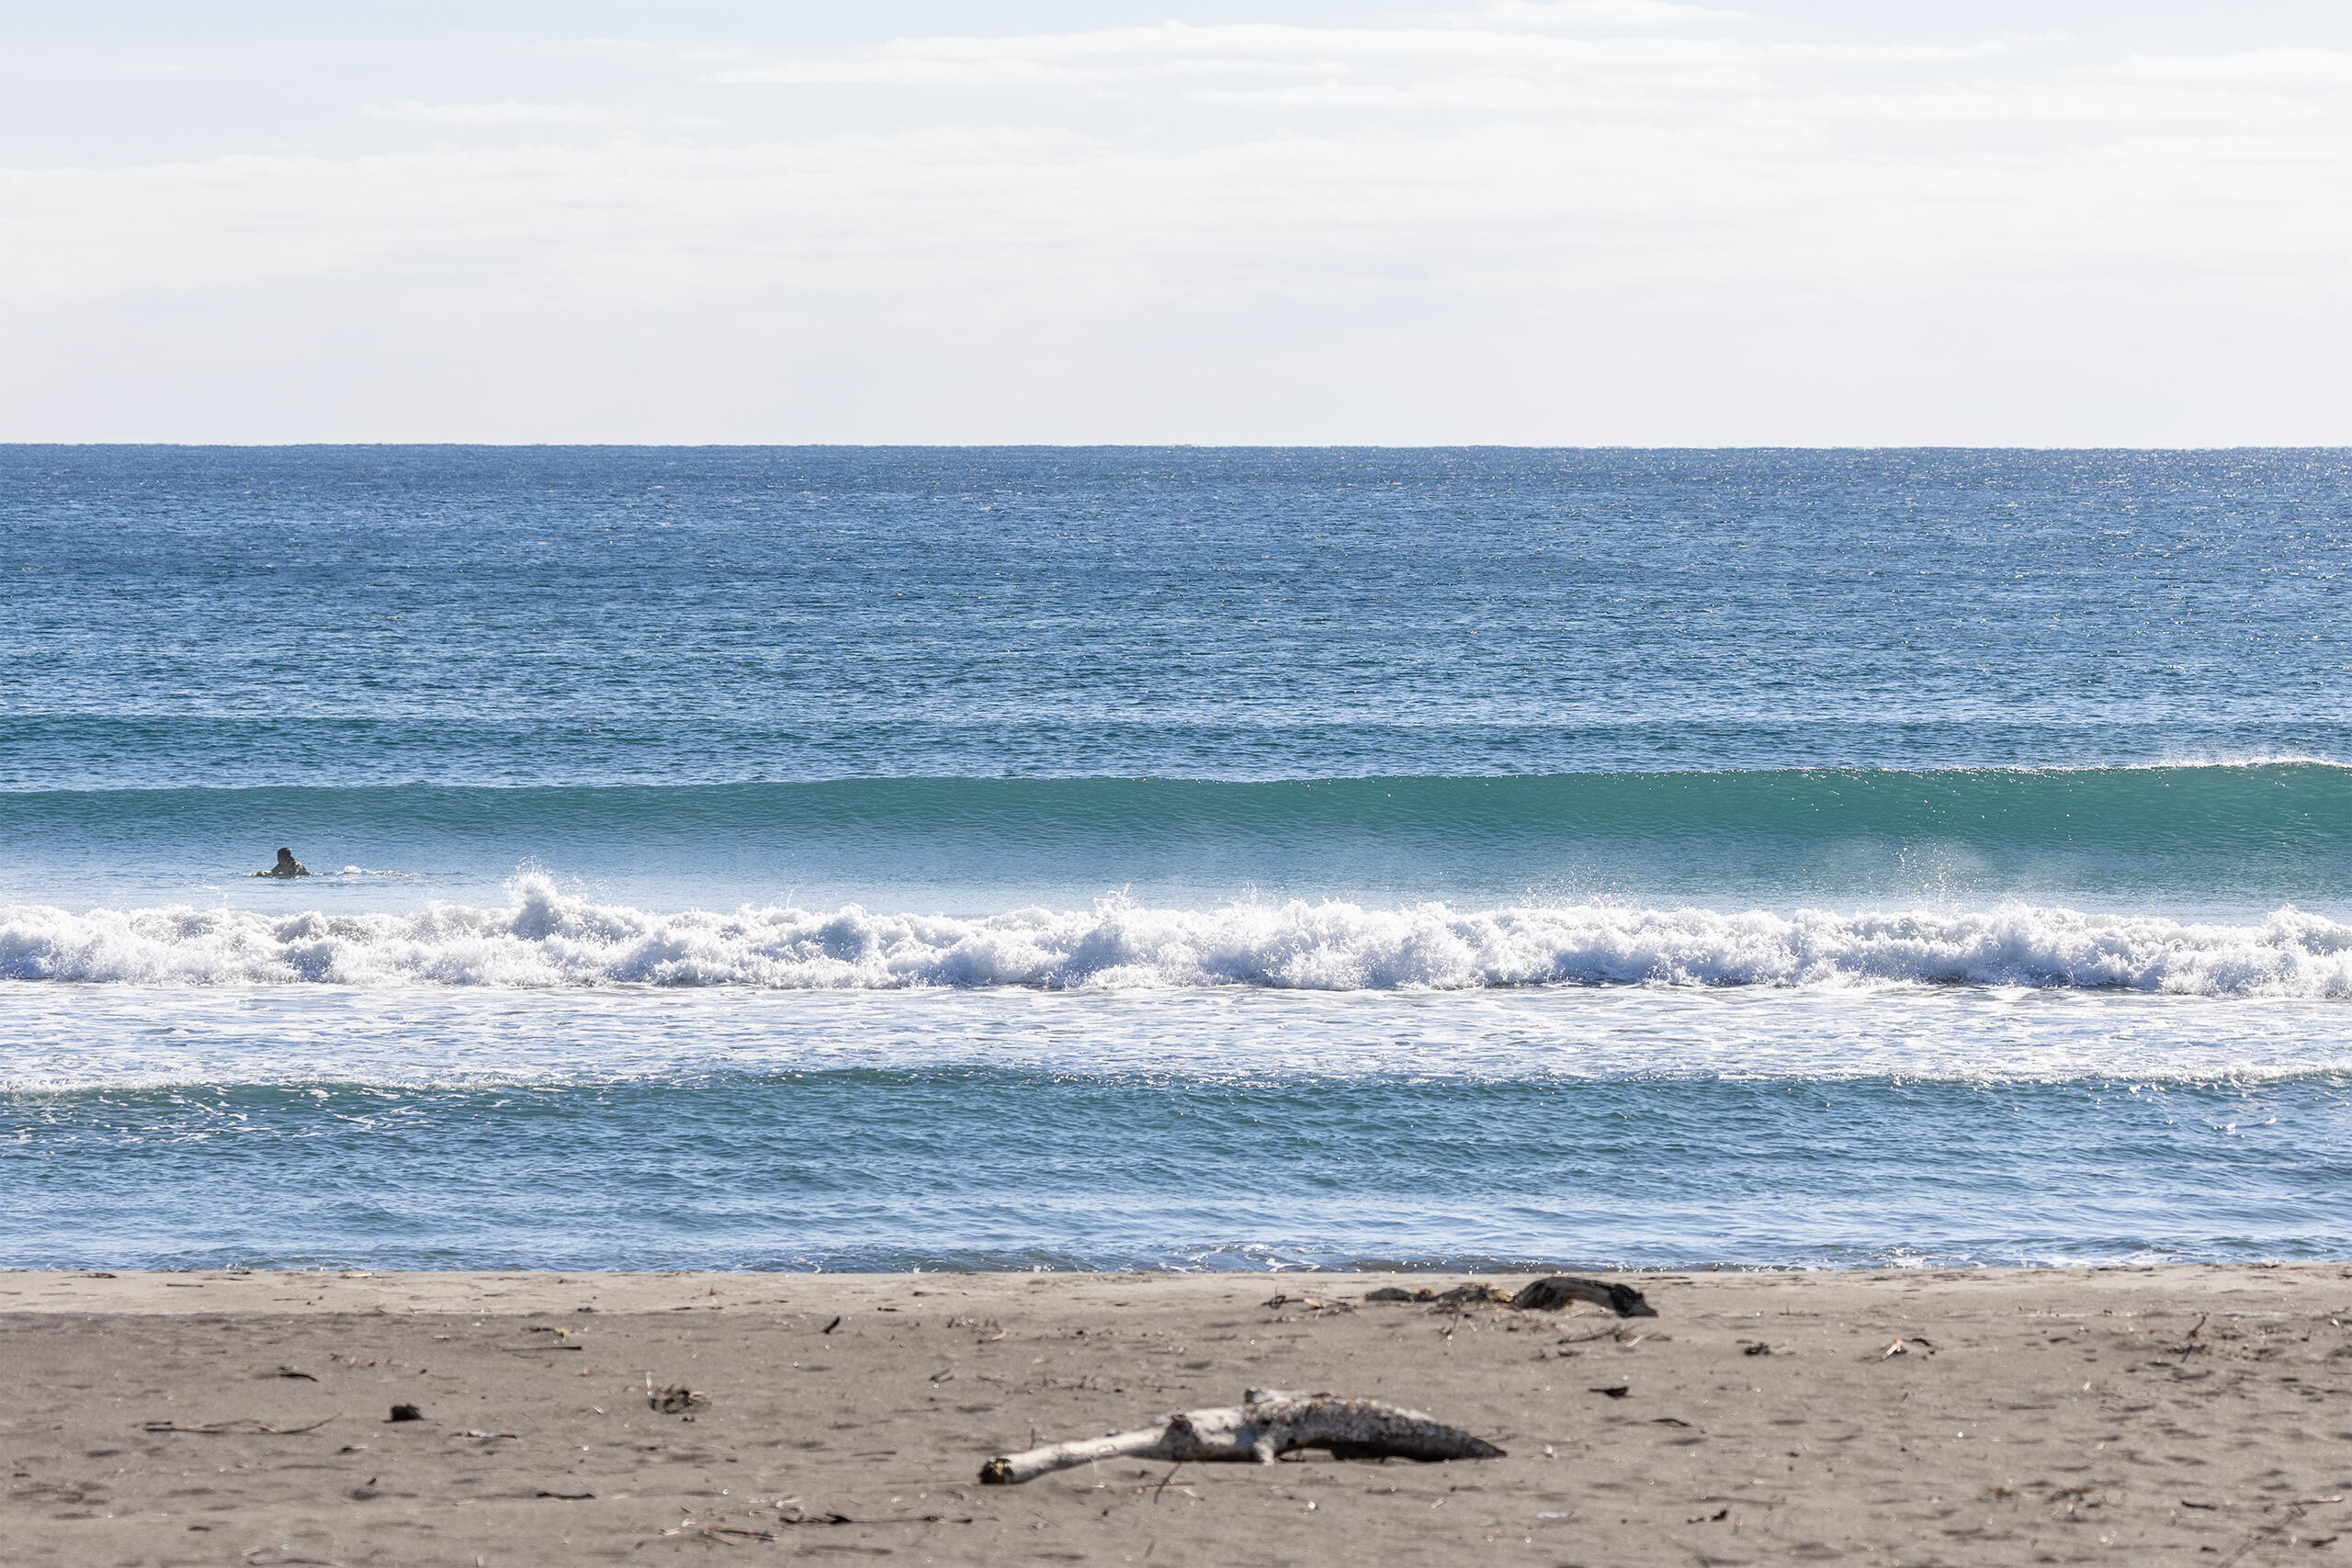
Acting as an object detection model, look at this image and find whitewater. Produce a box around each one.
[12,875,2352,996]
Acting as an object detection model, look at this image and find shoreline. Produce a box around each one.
[6,1264,2349,1564]
[5,1259,2352,1306]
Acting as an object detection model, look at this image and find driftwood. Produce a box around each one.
[1363,1275,1656,1317]
[141,1418,332,1436]
[978,1389,1503,1484]
[1510,1276,1657,1317]
[1362,1283,1513,1306]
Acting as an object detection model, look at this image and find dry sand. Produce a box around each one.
[4,1265,2350,1566]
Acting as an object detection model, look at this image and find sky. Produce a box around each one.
[4,2,2348,445]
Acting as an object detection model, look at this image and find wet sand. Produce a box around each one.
[4,1265,2350,1566]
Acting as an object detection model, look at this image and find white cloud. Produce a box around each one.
[709,20,2023,96]
[2115,46,2352,85]
[365,99,624,126]
[5,4,2350,441]
[1468,1,1752,28]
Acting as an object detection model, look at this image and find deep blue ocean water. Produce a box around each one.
[5,446,2351,1269]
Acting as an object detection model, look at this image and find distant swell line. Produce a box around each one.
[7,875,2352,997]
[7,761,2352,852]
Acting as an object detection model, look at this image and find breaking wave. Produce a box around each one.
[7,875,2352,996]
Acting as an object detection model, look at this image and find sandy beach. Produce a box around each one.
[1,1266,2347,1565]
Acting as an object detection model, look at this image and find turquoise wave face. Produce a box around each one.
[5,763,2347,918]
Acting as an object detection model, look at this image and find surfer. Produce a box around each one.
[254,847,312,878]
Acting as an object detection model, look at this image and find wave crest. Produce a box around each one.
[6,876,2352,996]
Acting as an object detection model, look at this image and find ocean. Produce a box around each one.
[5,446,2350,1271]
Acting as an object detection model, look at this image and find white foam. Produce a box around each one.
[6,874,2352,996]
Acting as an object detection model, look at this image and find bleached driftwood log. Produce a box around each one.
[978,1391,1504,1485]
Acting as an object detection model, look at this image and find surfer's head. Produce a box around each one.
[275,848,298,867]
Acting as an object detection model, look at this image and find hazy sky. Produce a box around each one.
[6,3,2347,444]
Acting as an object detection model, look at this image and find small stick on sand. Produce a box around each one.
[978,1390,1503,1485]
[142,1418,333,1436]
